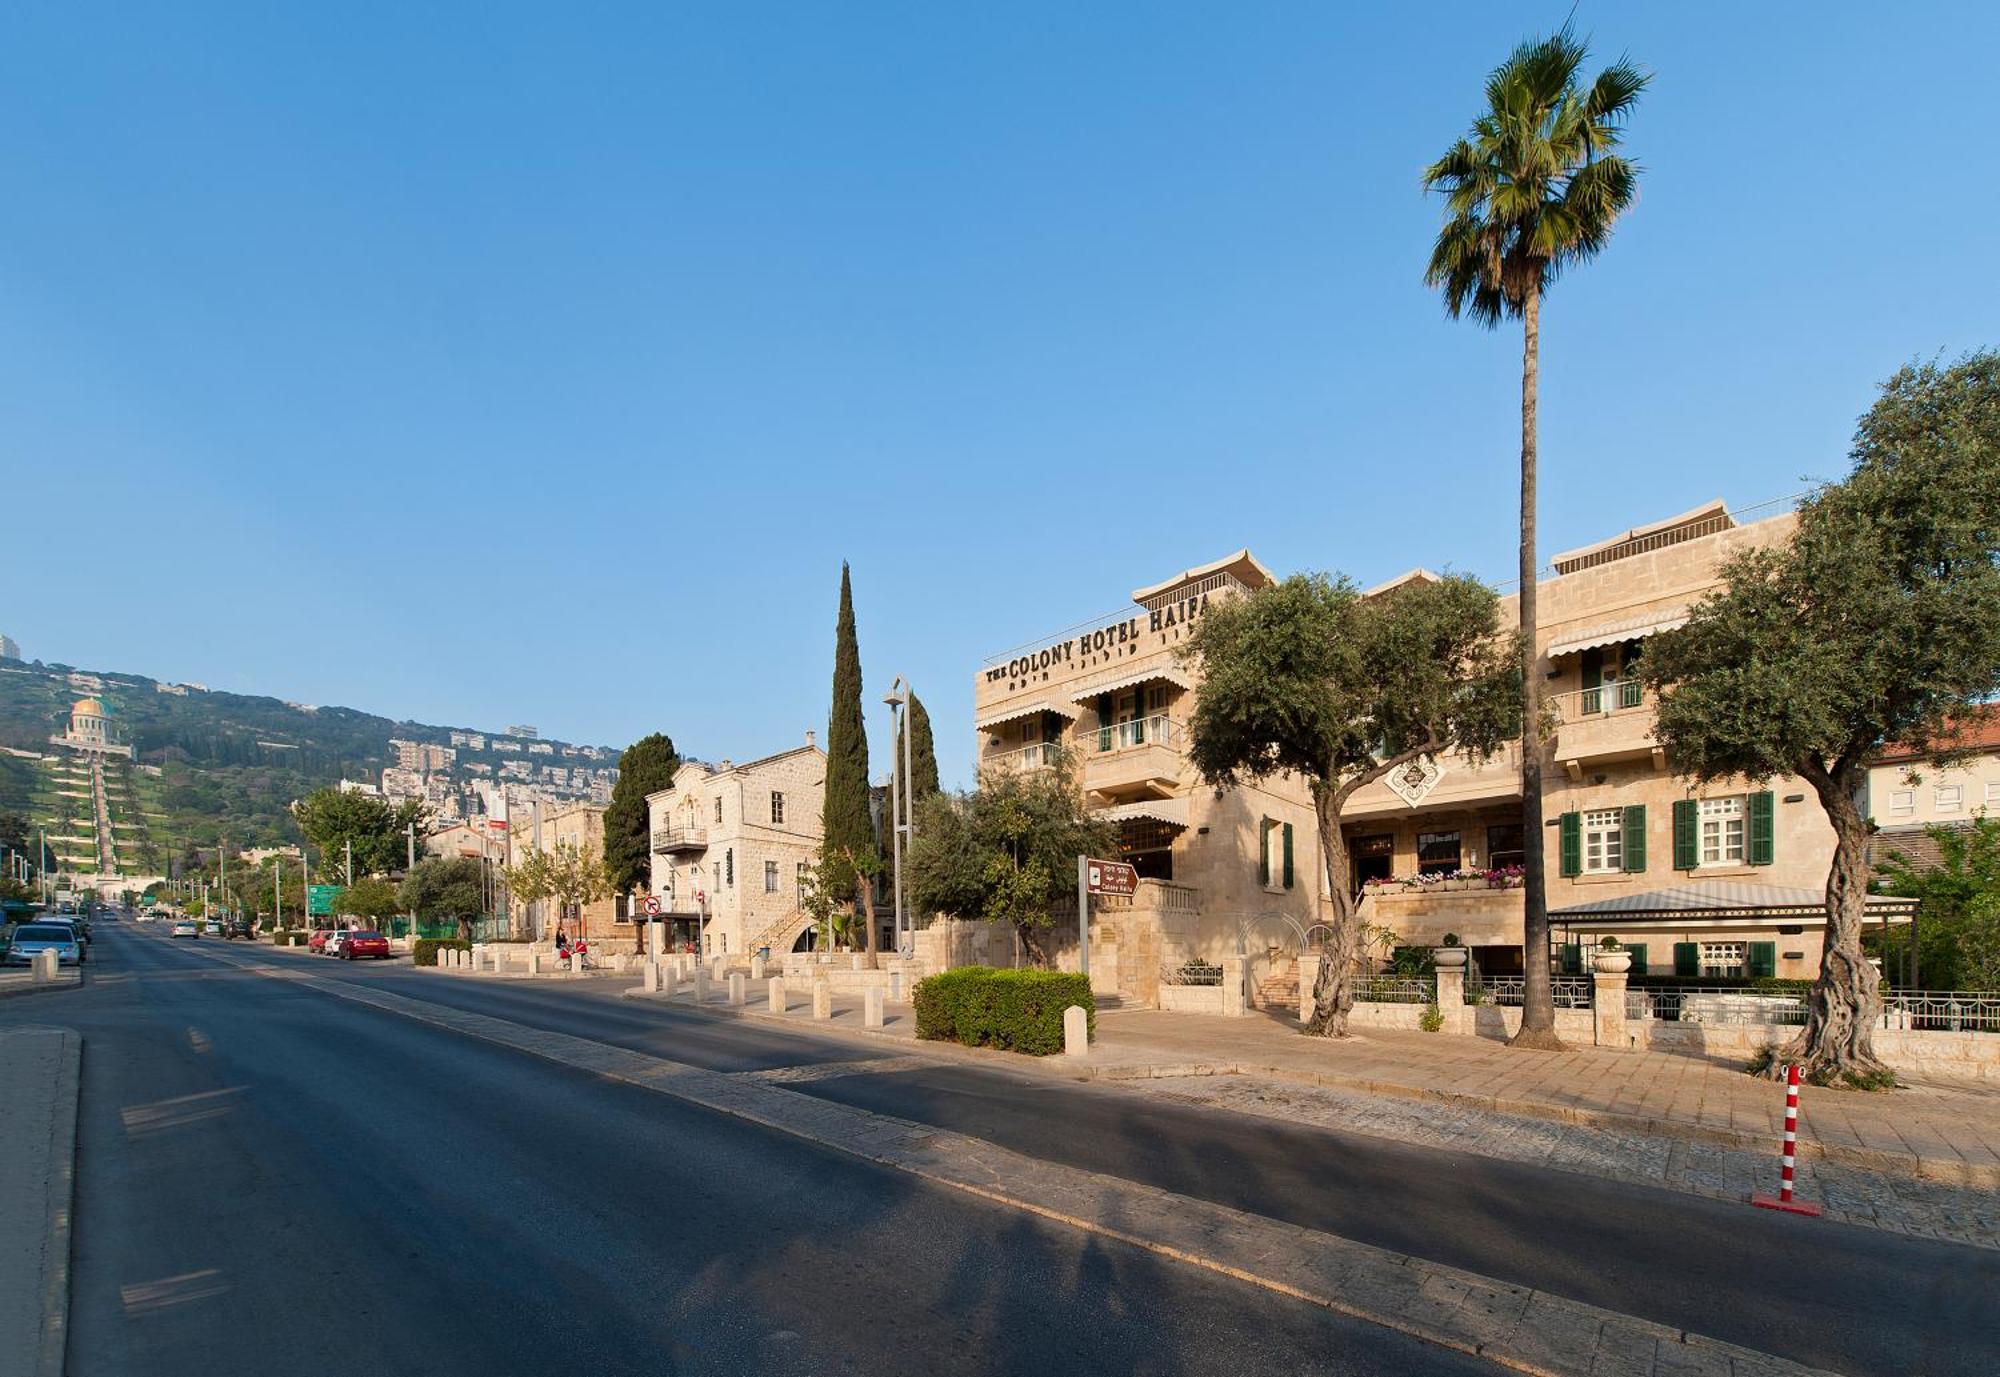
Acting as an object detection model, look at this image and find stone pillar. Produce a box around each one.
[31,949,58,983]
[863,987,884,1028]
[768,977,786,1014]
[1063,1004,1089,1056]
[1297,953,1321,1024]
[568,952,582,976]
[750,954,767,981]
[812,978,833,1020]
[693,968,710,1003]
[1432,965,1467,1036]
[1592,967,1630,1050]
[526,951,541,977]
[728,972,746,1006]
[711,957,726,981]
[647,919,663,961]
[1221,957,1247,1018]
[642,962,661,994]
[888,966,906,1002]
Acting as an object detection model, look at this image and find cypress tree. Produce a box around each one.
[603,732,679,897]
[905,691,940,803]
[822,563,873,904]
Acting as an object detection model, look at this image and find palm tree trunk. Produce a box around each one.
[1511,276,1564,1051]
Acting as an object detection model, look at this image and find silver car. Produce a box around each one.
[5,922,84,967]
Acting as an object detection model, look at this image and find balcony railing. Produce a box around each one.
[1553,680,1646,719]
[650,825,708,853]
[986,741,1064,772]
[1093,714,1181,754]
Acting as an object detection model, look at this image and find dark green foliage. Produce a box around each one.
[295,789,429,879]
[1874,815,2000,990]
[603,733,679,895]
[913,967,1094,1055]
[413,937,472,967]
[904,693,940,802]
[822,564,873,901]
[334,876,401,921]
[400,858,487,937]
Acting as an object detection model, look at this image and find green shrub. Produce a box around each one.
[1420,1001,1445,1033]
[913,966,1094,1055]
[413,937,472,967]
[268,931,307,947]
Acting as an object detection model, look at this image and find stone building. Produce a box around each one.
[1861,713,2000,874]
[505,802,626,950]
[645,735,826,959]
[53,696,135,760]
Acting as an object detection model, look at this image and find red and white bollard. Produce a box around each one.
[1750,1064,1822,1217]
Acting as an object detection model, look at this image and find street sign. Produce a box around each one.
[1083,858,1138,896]
[642,896,661,916]
[307,884,341,917]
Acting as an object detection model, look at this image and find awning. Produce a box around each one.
[1547,611,1690,659]
[975,699,1082,733]
[1068,665,1193,705]
[1096,797,1190,828]
[1551,881,1916,922]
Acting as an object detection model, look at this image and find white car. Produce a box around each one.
[171,920,199,939]
[324,930,350,957]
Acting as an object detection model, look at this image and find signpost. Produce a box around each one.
[307,884,340,918]
[1075,856,1138,981]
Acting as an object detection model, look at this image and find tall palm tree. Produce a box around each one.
[1424,32,1646,1050]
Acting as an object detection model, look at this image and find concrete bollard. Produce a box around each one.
[729,972,746,1006]
[711,957,726,981]
[768,977,785,1014]
[1063,1004,1089,1057]
[812,979,832,1020]
[568,952,582,976]
[31,949,59,983]
[750,954,766,981]
[888,967,905,1002]
[693,969,710,1003]
[1222,957,1247,1017]
[863,986,884,1028]
[526,951,541,977]
[643,962,661,994]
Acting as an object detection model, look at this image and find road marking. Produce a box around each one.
[119,1087,243,1138]
[119,1268,229,1316]
[190,944,1833,1377]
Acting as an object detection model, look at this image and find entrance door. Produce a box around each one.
[1351,834,1394,892]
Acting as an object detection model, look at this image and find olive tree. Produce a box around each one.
[505,842,613,941]
[1643,355,2000,1085]
[1181,573,1519,1036]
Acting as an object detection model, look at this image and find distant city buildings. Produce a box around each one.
[506,724,539,739]
[0,634,20,661]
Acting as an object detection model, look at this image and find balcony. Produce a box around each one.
[651,825,708,854]
[1551,683,1659,773]
[1343,742,1525,820]
[1358,883,1525,948]
[983,740,1065,775]
[1081,714,1184,800]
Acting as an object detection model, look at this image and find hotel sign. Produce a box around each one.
[1084,858,1138,896]
[985,591,1215,684]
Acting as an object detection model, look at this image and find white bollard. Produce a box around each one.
[31,949,58,983]
[1063,1004,1090,1057]
[863,986,884,1028]
[693,969,710,1003]
[729,972,746,1006]
[643,963,661,994]
[888,967,905,1002]
[768,977,786,1014]
[812,979,832,1020]
[711,957,726,981]
[568,952,581,976]
[750,954,767,980]
[526,951,541,977]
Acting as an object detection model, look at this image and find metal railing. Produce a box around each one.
[650,825,708,851]
[1354,975,1435,1004]
[1161,959,1223,987]
[986,740,1064,771]
[1465,977,1595,1009]
[1879,990,2000,1033]
[1625,986,1806,1026]
[1094,714,1182,753]
[1552,681,1646,720]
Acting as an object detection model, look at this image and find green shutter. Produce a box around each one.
[1673,799,1698,870]
[1281,822,1295,889]
[1748,791,1775,866]
[1560,943,1582,975]
[1748,941,1777,978]
[1258,820,1270,887]
[1625,943,1648,976]
[1097,695,1112,752]
[1559,811,1581,877]
[1673,941,1699,977]
[1622,804,1647,873]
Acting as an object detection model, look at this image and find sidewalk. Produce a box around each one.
[619,980,2000,1189]
[0,967,83,1001]
[0,1027,81,1377]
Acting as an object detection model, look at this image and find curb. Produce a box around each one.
[0,1028,82,1377]
[39,1032,79,1377]
[621,989,1996,1190]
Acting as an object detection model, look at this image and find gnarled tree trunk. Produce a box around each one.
[1776,774,1891,1083]
[1305,792,1362,1037]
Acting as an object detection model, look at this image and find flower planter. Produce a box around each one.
[1433,946,1469,969]
[1593,952,1632,974]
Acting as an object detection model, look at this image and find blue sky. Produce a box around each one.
[5,4,1995,788]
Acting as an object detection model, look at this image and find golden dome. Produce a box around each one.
[72,697,106,718]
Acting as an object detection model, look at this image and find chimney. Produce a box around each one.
[719,759,733,772]
[805,729,816,749]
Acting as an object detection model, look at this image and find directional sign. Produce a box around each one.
[307,884,341,917]
[1083,858,1138,897]
[642,896,662,916]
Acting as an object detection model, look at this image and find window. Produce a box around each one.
[1698,796,1745,865]
[725,849,734,886]
[1699,941,1746,978]
[1485,823,1524,871]
[1582,810,1623,874]
[764,860,779,893]
[1937,785,1963,813]
[1890,790,1916,817]
[1988,782,2000,808]
[714,796,723,823]
[770,791,785,825]
[796,860,809,903]
[1416,831,1461,877]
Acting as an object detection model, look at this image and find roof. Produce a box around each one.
[1550,880,1916,921]
[1546,609,1690,659]
[1361,568,1440,599]
[1129,549,1275,605]
[1067,665,1194,704]
[975,699,1082,733]
[1096,797,1190,828]
[1874,709,2000,765]
[71,697,106,716]
[1550,499,1733,571]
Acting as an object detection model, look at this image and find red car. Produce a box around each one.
[307,928,336,953]
[342,931,391,960]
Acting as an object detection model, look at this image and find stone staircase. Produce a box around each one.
[1252,962,1299,1011]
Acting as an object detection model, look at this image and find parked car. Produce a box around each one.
[325,929,352,957]
[307,928,335,953]
[171,920,200,939]
[342,931,391,960]
[223,919,255,941]
[3,923,84,967]
[203,920,222,936]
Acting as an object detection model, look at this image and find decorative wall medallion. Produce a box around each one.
[1385,755,1445,807]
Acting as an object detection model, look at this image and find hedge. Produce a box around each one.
[913,967,1093,1055]
[414,937,473,967]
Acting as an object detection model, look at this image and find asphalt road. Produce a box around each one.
[193,929,2000,1377]
[16,924,1503,1377]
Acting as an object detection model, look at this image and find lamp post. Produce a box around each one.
[881,678,911,953]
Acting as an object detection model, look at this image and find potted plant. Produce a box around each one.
[1433,932,1469,968]
[1593,935,1631,974]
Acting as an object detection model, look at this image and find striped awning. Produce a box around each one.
[1547,611,1689,659]
[1096,797,1190,828]
[974,699,1082,732]
[1067,665,1193,705]
[1551,882,1916,921]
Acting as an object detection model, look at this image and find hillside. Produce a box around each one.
[0,657,615,874]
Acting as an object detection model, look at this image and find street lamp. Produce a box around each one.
[881,677,912,954]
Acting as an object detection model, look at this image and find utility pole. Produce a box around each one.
[273,857,282,932]
[344,839,353,888]
[881,679,910,953]
[404,821,417,949]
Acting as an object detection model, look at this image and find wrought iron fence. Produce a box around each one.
[1354,975,1434,1005]
[1465,977,1594,1009]
[1625,987,1806,1026]
[1879,990,2000,1033]
[1161,959,1223,987]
